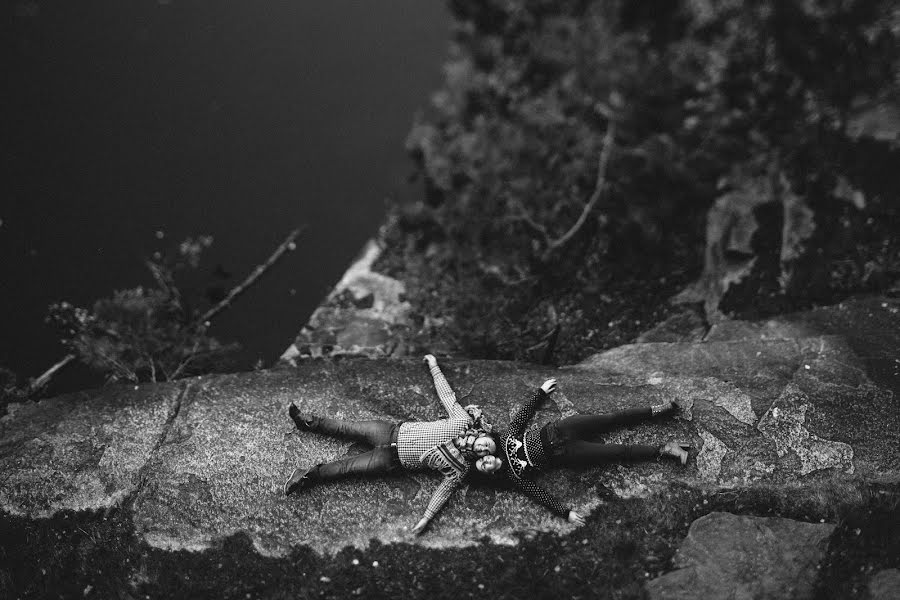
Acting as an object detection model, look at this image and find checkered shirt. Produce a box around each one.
[418,440,471,521]
[397,364,474,470]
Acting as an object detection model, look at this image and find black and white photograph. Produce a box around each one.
[2,1,899,598]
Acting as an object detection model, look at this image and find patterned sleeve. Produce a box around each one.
[509,475,569,518]
[507,388,547,438]
[429,363,464,418]
[421,474,463,523]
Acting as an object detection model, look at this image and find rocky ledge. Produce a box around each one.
[0,298,900,597]
[2,297,897,563]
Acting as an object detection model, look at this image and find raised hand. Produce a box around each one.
[567,510,585,526]
[423,354,438,369]
[411,517,429,536]
[540,378,558,395]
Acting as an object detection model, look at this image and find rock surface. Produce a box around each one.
[2,297,897,559]
[0,382,183,517]
[646,511,835,600]
[868,569,900,600]
[281,239,413,361]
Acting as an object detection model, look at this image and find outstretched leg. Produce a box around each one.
[289,403,394,446]
[554,439,688,466]
[554,400,677,440]
[284,446,399,495]
[558,440,661,466]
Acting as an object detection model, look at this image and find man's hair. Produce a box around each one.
[455,427,490,460]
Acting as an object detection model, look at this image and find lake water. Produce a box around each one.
[1,0,450,390]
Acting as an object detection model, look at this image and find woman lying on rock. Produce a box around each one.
[284,354,495,535]
[475,378,688,525]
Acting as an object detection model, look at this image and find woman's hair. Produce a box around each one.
[471,455,502,481]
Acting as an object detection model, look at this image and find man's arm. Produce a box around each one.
[411,475,462,535]
[423,354,465,418]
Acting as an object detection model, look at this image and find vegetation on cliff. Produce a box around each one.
[377,0,900,363]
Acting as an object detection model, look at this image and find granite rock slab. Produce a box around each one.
[2,320,895,558]
[0,382,184,517]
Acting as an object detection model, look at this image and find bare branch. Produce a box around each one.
[28,353,76,395]
[477,261,534,286]
[169,340,201,381]
[197,227,304,327]
[542,122,617,261]
[504,200,552,248]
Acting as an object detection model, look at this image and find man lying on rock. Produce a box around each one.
[284,354,495,535]
[473,378,689,526]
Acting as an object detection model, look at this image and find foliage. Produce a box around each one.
[0,366,28,408]
[378,0,900,361]
[47,237,238,384]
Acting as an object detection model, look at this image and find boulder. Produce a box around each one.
[646,512,835,600]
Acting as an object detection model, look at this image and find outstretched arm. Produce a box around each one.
[424,354,464,418]
[507,378,557,438]
[509,475,570,519]
[411,475,462,535]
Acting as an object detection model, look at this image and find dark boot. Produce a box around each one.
[288,403,315,431]
[284,465,318,496]
[658,441,690,465]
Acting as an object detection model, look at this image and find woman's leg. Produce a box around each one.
[290,404,394,446]
[555,401,677,440]
[557,440,660,466]
[554,408,654,439]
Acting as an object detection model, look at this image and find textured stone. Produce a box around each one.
[282,239,413,361]
[0,382,183,517]
[576,338,802,415]
[756,383,854,476]
[3,298,897,557]
[707,296,900,399]
[635,307,707,343]
[868,568,900,600]
[696,427,729,482]
[576,329,900,483]
[646,512,836,600]
[132,361,611,557]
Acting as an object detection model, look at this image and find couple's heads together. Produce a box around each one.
[466,433,502,474]
[458,431,501,473]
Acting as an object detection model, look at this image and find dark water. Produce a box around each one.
[1,1,449,389]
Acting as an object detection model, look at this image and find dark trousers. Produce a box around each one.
[546,407,660,466]
[305,416,402,481]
